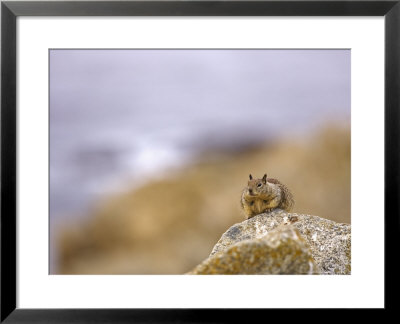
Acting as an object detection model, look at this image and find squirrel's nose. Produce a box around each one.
[248,189,253,194]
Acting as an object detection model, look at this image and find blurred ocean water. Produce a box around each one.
[50,49,350,221]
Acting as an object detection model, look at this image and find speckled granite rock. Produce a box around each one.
[210,209,351,275]
[187,225,318,274]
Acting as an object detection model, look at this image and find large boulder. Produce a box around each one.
[188,225,319,274]
[208,209,351,275]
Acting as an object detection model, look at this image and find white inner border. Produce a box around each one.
[17,17,384,308]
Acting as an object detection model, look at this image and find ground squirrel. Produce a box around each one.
[240,174,294,219]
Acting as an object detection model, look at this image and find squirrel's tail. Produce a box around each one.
[280,184,294,212]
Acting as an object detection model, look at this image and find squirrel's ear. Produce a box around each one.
[262,174,267,183]
[249,174,253,180]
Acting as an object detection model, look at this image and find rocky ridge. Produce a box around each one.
[188,209,351,275]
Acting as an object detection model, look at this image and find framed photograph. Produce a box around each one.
[1,0,398,321]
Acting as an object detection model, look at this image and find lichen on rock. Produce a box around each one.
[208,209,351,275]
[187,225,319,275]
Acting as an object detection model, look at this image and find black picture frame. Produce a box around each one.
[1,0,399,321]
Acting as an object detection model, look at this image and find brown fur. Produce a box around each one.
[241,174,294,219]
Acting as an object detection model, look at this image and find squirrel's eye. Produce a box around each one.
[257,183,262,188]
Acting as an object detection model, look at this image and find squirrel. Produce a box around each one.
[240,173,294,219]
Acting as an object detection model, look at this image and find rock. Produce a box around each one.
[187,225,319,274]
[210,209,351,275]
